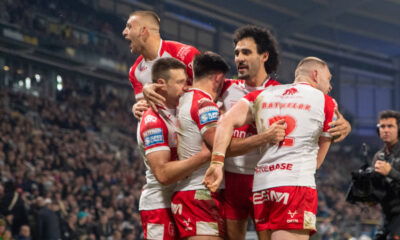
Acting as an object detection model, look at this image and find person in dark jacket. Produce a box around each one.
[36,198,61,240]
[373,110,400,240]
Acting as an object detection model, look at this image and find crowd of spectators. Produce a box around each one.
[0,81,144,239]
[0,0,131,68]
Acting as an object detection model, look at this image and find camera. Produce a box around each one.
[346,166,387,204]
[346,144,388,204]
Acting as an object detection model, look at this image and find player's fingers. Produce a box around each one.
[133,110,142,119]
[208,183,218,193]
[149,101,158,113]
[276,119,286,125]
[150,92,166,103]
[147,95,164,107]
[334,108,342,118]
[333,134,345,143]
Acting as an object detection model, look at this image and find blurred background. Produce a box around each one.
[0,0,399,239]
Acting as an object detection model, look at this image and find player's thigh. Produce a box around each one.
[226,219,247,240]
[271,229,310,240]
[223,172,254,221]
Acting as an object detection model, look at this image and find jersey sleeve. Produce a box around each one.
[139,112,170,155]
[171,42,200,84]
[321,95,338,137]
[129,58,144,100]
[219,78,245,97]
[190,98,220,135]
[241,89,264,108]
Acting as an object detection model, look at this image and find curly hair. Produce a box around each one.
[233,25,280,74]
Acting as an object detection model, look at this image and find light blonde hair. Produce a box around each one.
[295,56,327,78]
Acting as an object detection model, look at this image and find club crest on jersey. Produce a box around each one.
[144,115,158,124]
[143,128,164,147]
[199,106,219,125]
[139,65,147,72]
[283,88,298,96]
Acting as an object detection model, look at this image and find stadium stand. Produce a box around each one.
[1,0,399,239]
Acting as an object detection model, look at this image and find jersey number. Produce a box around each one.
[268,115,296,147]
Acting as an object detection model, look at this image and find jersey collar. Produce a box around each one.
[189,88,213,100]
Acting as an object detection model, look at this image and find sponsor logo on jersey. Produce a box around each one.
[254,163,294,174]
[199,106,219,125]
[143,128,164,147]
[177,46,191,59]
[139,65,147,72]
[144,115,158,124]
[253,190,290,205]
[261,102,311,111]
[283,87,298,96]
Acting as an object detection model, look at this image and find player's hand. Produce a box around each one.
[328,109,351,142]
[374,160,392,176]
[202,163,224,193]
[132,100,149,119]
[264,119,286,144]
[143,83,166,111]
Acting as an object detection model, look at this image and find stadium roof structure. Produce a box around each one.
[166,0,400,58]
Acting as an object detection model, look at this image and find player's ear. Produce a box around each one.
[311,69,319,84]
[156,78,166,85]
[261,51,269,62]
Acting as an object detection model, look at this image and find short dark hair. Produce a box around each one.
[130,10,160,27]
[379,110,400,125]
[193,51,229,80]
[233,25,279,74]
[152,58,186,83]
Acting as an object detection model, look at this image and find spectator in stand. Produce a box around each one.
[0,218,12,240]
[15,225,31,240]
[37,198,61,240]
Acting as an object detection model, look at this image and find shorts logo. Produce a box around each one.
[303,211,316,230]
[287,210,299,223]
[194,189,211,200]
[199,107,219,125]
[144,115,157,124]
[143,128,164,147]
[196,221,218,236]
[171,203,183,215]
[168,222,176,237]
[183,218,193,231]
[253,190,290,205]
[288,210,298,218]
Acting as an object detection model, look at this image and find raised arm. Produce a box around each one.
[201,100,254,152]
[201,100,286,157]
[202,100,253,192]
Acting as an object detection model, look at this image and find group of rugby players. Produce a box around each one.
[122,10,351,240]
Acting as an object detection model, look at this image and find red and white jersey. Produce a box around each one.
[129,40,200,100]
[219,78,280,174]
[175,89,219,191]
[242,83,337,191]
[138,107,178,210]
